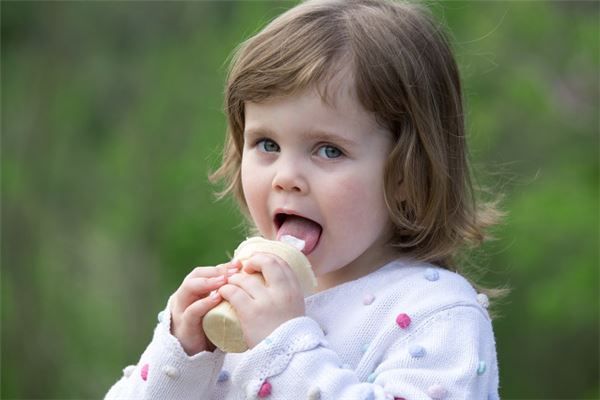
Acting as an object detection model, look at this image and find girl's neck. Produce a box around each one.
[315,240,401,293]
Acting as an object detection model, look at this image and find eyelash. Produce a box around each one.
[256,138,280,153]
[255,138,345,160]
[316,145,344,159]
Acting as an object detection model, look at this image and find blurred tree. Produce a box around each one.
[2,1,598,399]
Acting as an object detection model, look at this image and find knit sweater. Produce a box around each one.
[105,260,500,400]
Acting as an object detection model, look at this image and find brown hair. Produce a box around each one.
[211,0,505,288]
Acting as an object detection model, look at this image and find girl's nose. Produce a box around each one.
[272,161,308,194]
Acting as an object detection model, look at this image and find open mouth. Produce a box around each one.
[274,212,322,255]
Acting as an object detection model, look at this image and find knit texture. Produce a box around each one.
[105,260,500,400]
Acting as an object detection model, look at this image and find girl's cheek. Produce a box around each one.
[331,176,367,206]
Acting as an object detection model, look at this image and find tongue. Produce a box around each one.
[276,215,322,255]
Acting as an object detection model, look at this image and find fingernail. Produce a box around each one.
[227,268,239,275]
[213,275,226,282]
[210,291,220,300]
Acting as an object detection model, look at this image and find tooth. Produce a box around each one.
[202,237,316,353]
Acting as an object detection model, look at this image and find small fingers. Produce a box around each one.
[173,261,239,314]
[242,253,294,290]
[172,291,223,355]
[186,261,239,280]
[181,290,222,328]
[172,275,224,315]
[227,271,267,299]
[183,275,226,296]
[218,283,253,311]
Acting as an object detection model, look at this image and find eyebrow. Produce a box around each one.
[244,126,359,148]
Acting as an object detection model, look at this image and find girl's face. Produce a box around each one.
[240,81,399,291]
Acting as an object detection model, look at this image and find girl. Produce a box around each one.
[106,0,503,398]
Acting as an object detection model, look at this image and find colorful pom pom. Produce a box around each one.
[409,344,426,358]
[427,383,447,399]
[477,361,487,375]
[161,365,178,378]
[217,370,230,382]
[140,363,149,381]
[258,380,272,398]
[367,372,377,383]
[308,386,321,400]
[477,293,490,308]
[122,365,135,378]
[396,313,411,329]
[424,268,439,281]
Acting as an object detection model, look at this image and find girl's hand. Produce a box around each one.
[170,261,240,356]
[218,253,305,349]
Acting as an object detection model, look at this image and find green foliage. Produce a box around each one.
[2,1,598,399]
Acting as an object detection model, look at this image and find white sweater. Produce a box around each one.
[105,260,500,400]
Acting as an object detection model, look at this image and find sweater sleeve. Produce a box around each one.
[104,299,226,400]
[231,305,499,400]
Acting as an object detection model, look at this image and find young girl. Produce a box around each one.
[106,0,503,398]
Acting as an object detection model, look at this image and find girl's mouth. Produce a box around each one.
[274,213,322,255]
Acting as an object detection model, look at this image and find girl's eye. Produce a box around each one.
[317,145,343,159]
[257,139,280,153]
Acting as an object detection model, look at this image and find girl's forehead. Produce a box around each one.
[243,83,389,144]
[246,65,361,115]
[241,61,390,137]
[245,86,362,125]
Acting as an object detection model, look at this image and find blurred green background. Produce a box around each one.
[2,1,598,399]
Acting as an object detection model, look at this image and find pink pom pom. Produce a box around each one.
[258,380,272,398]
[427,383,448,399]
[395,313,411,329]
[140,363,149,381]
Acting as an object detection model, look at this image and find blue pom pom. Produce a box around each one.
[409,344,426,358]
[424,268,440,281]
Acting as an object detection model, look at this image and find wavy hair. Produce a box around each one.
[211,0,506,299]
